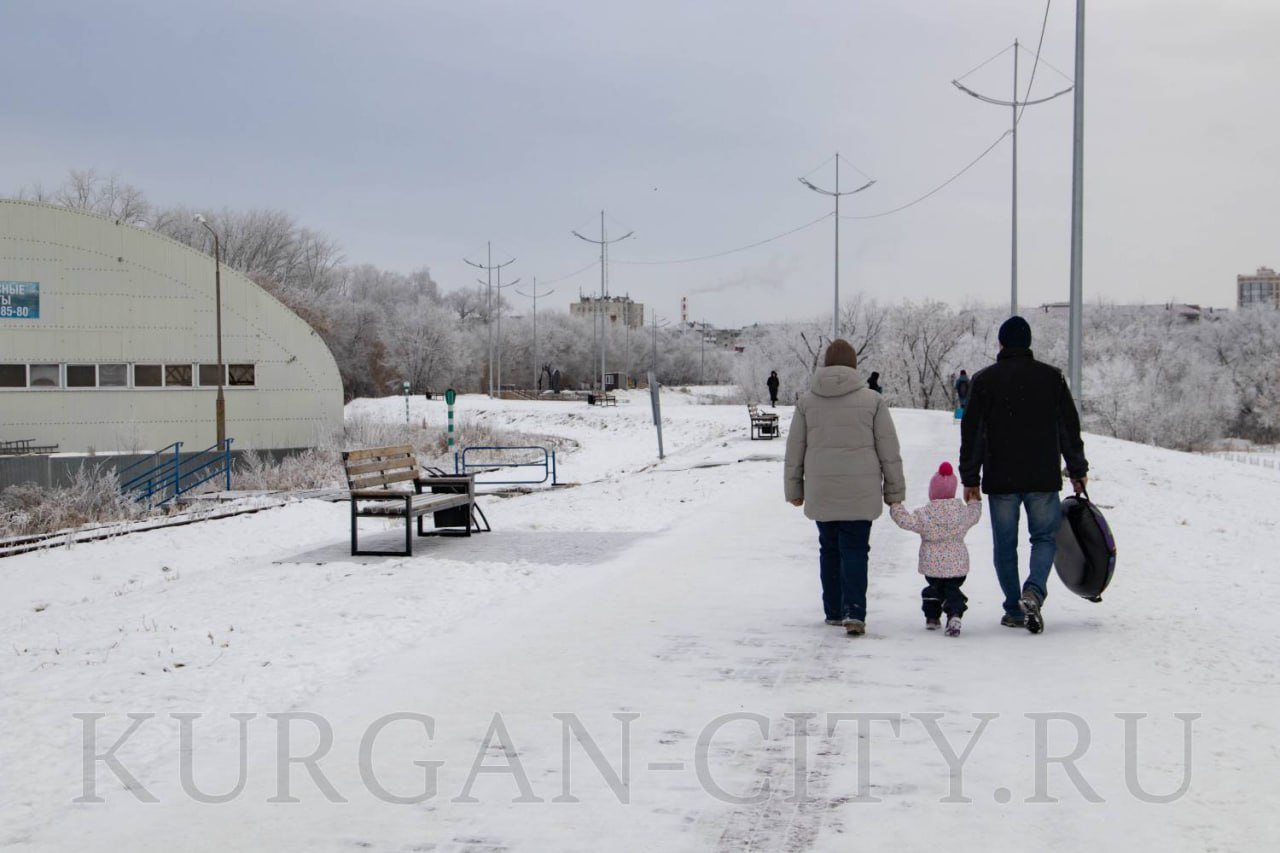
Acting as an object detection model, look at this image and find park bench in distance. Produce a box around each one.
[341,444,480,556]
[747,403,780,440]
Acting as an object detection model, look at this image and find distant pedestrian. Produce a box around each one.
[954,370,970,409]
[766,370,780,407]
[890,462,982,637]
[784,339,906,636]
[959,316,1089,634]
[867,372,883,394]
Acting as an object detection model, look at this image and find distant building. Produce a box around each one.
[1036,302,1220,322]
[1238,267,1280,308]
[570,295,644,328]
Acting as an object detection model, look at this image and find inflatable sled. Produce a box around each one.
[1053,493,1116,602]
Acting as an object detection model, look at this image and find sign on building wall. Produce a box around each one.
[0,281,39,319]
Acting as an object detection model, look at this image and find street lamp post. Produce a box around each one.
[516,278,555,393]
[799,154,876,340]
[464,244,515,397]
[953,43,1072,316]
[476,274,519,398]
[193,214,225,447]
[1068,0,1086,395]
[572,211,633,393]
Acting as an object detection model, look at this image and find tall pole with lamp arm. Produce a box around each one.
[193,214,225,447]
[573,211,633,393]
[799,154,875,340]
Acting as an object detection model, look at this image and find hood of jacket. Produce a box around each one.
[810,365,865,398]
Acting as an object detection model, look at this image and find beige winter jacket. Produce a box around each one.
[783,366,907,522]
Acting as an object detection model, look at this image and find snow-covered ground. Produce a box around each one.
[2,390,1278,852]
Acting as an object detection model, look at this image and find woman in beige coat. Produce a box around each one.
[784,339,906,635]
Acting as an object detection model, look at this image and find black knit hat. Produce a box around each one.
[998,316,1032,348]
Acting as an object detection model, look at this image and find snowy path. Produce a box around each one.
[4,398,1279,851]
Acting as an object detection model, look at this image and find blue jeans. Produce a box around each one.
[988,493,1063,619]
[816,520,872,621]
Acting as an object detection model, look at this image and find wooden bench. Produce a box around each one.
[589,393,618,407]
[341,445,481,556]
[747,404,779,440]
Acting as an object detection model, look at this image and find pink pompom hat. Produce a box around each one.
[929,461,958,501]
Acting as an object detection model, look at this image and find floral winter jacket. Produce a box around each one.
[889,499,982,578]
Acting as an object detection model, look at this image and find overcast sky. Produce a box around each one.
[2,0,1275,327]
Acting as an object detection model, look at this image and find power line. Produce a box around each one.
[545,134,1007,271]
[612,212,833,266]
[1018,0,1056,124]
[840,130,1011,220]
[540,259,597,285]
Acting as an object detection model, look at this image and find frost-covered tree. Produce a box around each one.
[385,299,463,393]
[17,168,152,224]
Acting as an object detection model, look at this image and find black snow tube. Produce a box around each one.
[1053,493,1117,602]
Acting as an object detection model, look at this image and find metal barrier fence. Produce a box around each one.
[454,445,558,486]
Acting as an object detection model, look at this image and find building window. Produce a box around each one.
[228,364,256,386]
[100,364,128,387]
[29,364,61,387]
[0,364,25,387]
[199,364,225,386]
[67,364,97,387]
[134,364,163,387]
[165,364,193,386]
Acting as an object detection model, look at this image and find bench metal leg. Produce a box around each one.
[350,502,415,557]
[350,503,482,556]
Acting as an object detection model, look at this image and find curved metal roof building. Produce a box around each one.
[0,200,343,453]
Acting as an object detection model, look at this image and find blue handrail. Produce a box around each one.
[177,439,235,495]
[119,439,233,506]
[119,442,183,506]
[455,445,557,486]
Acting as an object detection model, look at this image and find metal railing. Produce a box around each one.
[455,445,557,486]
[118,439,234,506]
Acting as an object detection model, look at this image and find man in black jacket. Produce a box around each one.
[959,316,1088,634]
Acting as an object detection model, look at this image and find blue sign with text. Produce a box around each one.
[0,281,39,319]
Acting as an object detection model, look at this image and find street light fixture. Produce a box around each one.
[573,211,633,393]
[799,154,875,341]
[193,213,225,447]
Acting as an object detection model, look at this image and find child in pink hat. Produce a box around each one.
[889,462,982,636]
